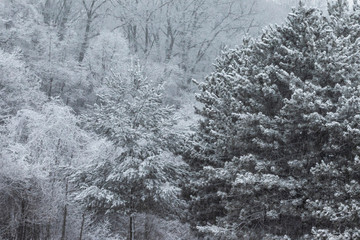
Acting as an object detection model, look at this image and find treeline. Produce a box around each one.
[1,0,359,240]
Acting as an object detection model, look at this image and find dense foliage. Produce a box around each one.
[73,62,189,239]
[189,1,360,239]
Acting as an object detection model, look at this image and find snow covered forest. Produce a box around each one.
[1,0,360,239]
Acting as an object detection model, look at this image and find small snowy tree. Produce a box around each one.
[74,61,188,239]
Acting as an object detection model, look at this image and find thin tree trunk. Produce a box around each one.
[48,77,53,100]
[132,25,138,53]
[144,11,149,54]
[18,200,26,240]
[78,17,92,62]
[60,180,68,240]
[58,0,70,41]
[43,0,52,24]
[133,215,135,240]
[48,32,53,100]
[79,212,85,240]
[153,32,160,61]
[60,201,68,240]
[144,214,149,240]
[129,215,133,240]
[165,17,175,62]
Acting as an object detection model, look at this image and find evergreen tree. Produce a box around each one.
[74,62,188,239]
[189,1,360,238]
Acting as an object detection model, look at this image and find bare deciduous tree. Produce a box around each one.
[78,0,108,62]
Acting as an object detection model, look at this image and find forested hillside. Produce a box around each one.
[0,0,359,240]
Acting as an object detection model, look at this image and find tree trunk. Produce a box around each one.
[144,11,149,54]
[48,77,53,100]
[58,0,70,41]
[43,0,52,25]
[133,215,136,240]
[165,18,175,62]
[79,212,85,240]
[60,180,68,240]
[129,215,133,240]
[132,25,138,53]
[18,199,27,240]
[144,214,150,240]
[78,17,92,62]
[153,32,160,61]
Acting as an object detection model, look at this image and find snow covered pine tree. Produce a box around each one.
[188,1,360,239]
[74,62,188,239]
